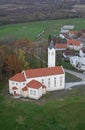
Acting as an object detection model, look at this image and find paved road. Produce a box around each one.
[65,69,85,89]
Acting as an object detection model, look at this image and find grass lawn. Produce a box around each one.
[0,81,85,130]
[65,72,81,82]
[0,18,85,41]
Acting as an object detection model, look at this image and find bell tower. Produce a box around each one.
[48,41,56,67]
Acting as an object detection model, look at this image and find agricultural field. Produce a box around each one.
[0,18,85,41]
[0,78,85,130]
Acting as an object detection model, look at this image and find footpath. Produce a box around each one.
[65,69,85,89]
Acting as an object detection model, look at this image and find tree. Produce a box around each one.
[6,48,29,76]
[6,54,21,76]
[0,45,10,80]
[15,48,29,70]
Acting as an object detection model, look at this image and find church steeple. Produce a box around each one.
[48,40,56,67]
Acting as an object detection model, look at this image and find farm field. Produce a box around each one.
[0,81,85,130]
[0,18,85,41]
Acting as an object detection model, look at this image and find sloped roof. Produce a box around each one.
[27,80,43,89]
[69,30,78,35]
[55,44,67,49]
[64,49,75,56]
[24,66,64,78]
[22,86,28,91]
[9,73,26,82]
[67,39,81,46]
[81,29,85,33]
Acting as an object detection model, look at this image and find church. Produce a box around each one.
[9,44,65,99]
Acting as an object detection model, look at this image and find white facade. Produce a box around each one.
[48,47,56,67]
[67,43,83,51]
[22,72,65,92]
[8,43,65,100]
[28,87,42,100]
[79,49,85,57]
[9,80,27,95]
[62,25,75,30]
[9,66,65,100]
[70,56,85,71]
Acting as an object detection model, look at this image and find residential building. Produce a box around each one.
[67,38,83,50]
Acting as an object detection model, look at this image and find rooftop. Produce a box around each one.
[24,66,64,78]
[9,73,26,82]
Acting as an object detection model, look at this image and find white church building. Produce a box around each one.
[9,44,65,99]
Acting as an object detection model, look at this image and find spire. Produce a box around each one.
[48,40,54,49]
[48,40,56,67]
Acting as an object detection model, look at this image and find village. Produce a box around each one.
[53,25,85,72]
[8,24,85,100]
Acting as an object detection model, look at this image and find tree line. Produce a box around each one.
[0,39,34,80]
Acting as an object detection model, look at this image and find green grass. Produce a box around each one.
[0,18,85,41]
[0,82,85,130]
[65,72,81,82]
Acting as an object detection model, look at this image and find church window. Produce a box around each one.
[12,82,15,85]
[48,78,50,87]
[42,79,44,84]
[34,90,36,95]
[30,90,32,94]
[60,76,63,86]
[30,90,36,95]
[54,77,56,87]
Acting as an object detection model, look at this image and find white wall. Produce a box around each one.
[48,47,56,67]
[26,74,65,92]
[21,91,28,97]
[79,50,85,57]
[9,80,27,95]
[28,87,42,99]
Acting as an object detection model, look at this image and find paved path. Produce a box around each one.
[65,69,85,89]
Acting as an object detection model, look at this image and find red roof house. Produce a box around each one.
[67,39,83,50]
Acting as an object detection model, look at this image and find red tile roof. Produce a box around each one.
[42,85,46,88]
[81,29,85,33]
[67,39,81,46]
[12,86,18,90]
[69,30,78,35]
[24,66,64,78]
[9,73,26,82]
[27,80,43,89]
[22,86,28,91]
[55,44,67,49]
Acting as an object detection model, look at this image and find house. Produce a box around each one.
[78,36,85,47]
[70,56,85,71]
[79,47,85,57]
[81,29,85,37]
[9,44,65,100]
[61,25,75,33]
[67,38,83,51]
[55,43,67,51]
[63,49,75,61]
[62,25,75,30]
[69,30,78,38]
